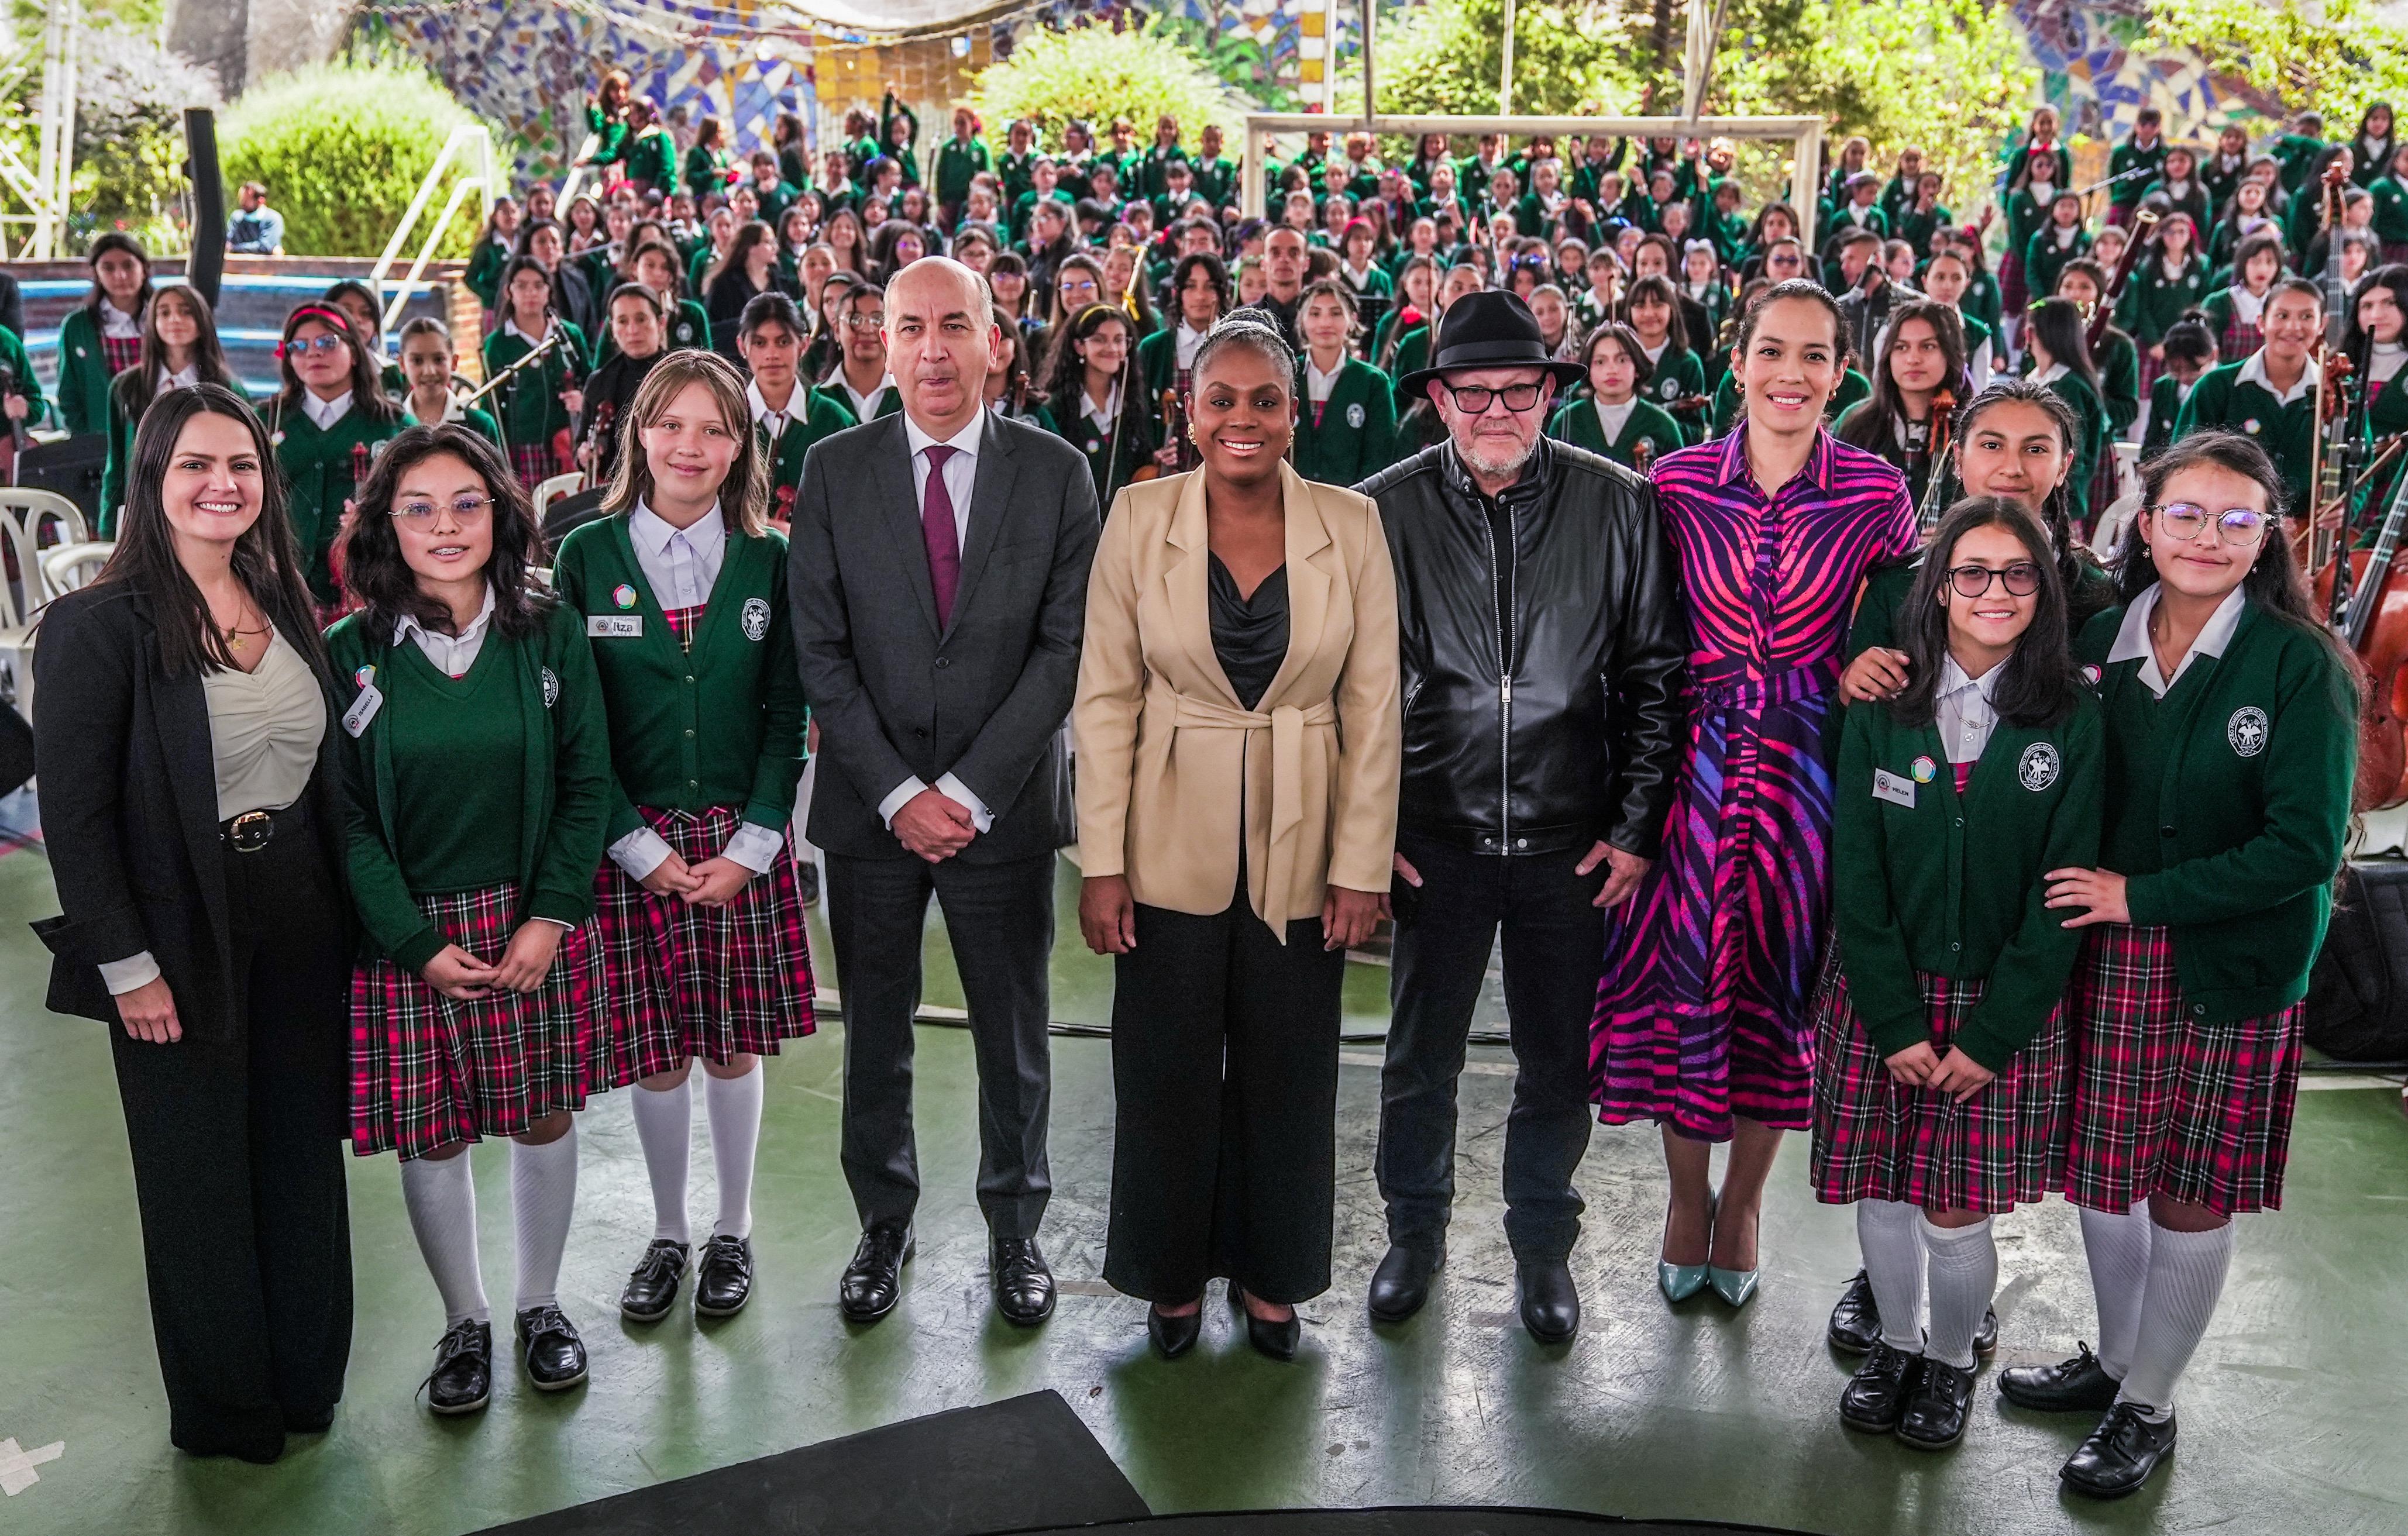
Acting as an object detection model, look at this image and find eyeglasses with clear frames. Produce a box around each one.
[390,495,496,524]
[2150,502,2269,546]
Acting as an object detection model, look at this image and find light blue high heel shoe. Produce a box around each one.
[1708,1200,1759,1308]
[1658,1193,1714,1303]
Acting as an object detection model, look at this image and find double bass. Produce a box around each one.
[2313,450,2408,809]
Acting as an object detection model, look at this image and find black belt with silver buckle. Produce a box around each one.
[220,801,309,853]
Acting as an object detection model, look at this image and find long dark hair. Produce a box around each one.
[81,232,153,325]
[337,424,551,640]
[2023,297,2101,398]
[2345,262,2408,357]
[1890,497,2078,729]
[273,304,399,421]
[110,284,236,423]
[1837,299,1967,458]
[1951,379,2105,628]
[83,384,326,679]
[1043,302,1137,416]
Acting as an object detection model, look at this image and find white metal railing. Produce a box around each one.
[555,133,603,212]
[368,123,502,336]
[1,0,78,259]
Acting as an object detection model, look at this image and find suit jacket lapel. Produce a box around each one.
[136,598,231,938]
[946,411,1019,634]
[1258,462,1333,709]
[1164,469,1236,705]
[868,414,943,638]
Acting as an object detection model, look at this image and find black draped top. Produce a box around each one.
[1207,555,1290,711]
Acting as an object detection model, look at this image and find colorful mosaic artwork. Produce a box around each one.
[2011,0,2286,142]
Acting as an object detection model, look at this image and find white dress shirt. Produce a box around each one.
[1081,379,1123,436]
[301,388,354,431]
[2227,284,2268,328]
[2107,581,2249,698]
[747,377,796,440]
[1173,321,1208,373]
[99,299,142,341]
[159,363,199,392]
[603,501,787,881]
[826,366,896,423]
[1934,655,2003,766]
[1305,353,1344,404]
[878,411,996,834]
[1591,395,1636,443]
[2030,361,2068,388]
[2370,339,2408,388]
[394,581,496,678]
[2237,346,2318,407]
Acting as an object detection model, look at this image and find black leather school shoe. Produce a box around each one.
[2060,1403,2177,1499]
[1998,1341,2122,1413]
[1839,1339,1924,1433]
[514,1305,589,1391]
[1516,1258,1580,1344]
[1896,1358,1977,1450]
[695,1234,754,1318]
[1368,1244,1443,1324]
[620,1238,690,1324]
[422,1319,492,1416]
[839,1222,913,1324]
[1829,1270,1998,1356]
[992,1237,1057,1325]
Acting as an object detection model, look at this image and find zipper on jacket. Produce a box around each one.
[1482,496,1517,851]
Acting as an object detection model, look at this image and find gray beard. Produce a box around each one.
[1457,431,1540,482]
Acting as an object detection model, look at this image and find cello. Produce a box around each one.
[2313,454,2408,809]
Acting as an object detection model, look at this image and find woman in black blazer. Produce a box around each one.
[32,383,355,1463]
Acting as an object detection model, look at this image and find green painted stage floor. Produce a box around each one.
[1,841,2403,1535]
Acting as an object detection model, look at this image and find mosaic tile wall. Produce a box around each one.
[2013,0,2287,143]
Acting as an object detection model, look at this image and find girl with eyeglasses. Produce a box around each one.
[2004,430,2358,1500]
[269,304,403,614]
[1811,496,2102,1454]
[554,350,814,1337]
[1043,301,1160,506]
[327,423,613,1418]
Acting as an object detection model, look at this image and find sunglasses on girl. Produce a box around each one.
[1948,562,2044,597]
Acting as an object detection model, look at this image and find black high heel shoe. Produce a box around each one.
[1147,1302,1202,1359]
[1228,1283,1299,1361]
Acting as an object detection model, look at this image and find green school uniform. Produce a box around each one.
[1292,356,1399,485]
[997,150,1038,211]
[2075,596,2357,1022]
[1832,683,2103,1067]
[2359,366,2408,536]
[684,145,733,199]
[1640,343,1709,443]
[1008,187,1075,243]
[1892,203,1952,260]
[400,402,504,451]
[267,396,403,604]
[2117,253,2211,345]
[2108,138,2168,214]
[584,104,629,167]
[2022,224,2093,303]
[2141,372,2193,460]
[551,517,806,845]
[754,386,858,521]
[2371,174,2408,247]
[2172,355,2331,509]
[2038,367,2110,507]
[483,320,590,456]
[1136,325,1197,403]
[56,307,125,437]
[1188,154,1237,210]
[2003,189,2055,269]
[1545,395,1683,472]
[2138,177,2213,236]
[0,322,43,432]
[465,236,512,309]
[1052,390,1158,509]
[622,126,676,191]
[2092,328,2142,439]
[935,135,992,208]
[2271,132,2328,195]
[593,299,710,365]
[326,600,613,970]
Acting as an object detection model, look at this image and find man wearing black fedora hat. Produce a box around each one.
[1356,289,1688,1342]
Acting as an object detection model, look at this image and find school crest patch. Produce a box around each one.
[541,666,559,708]
[1346,402,1365,429]
[1910,755,1937,784]
[741,596,772,642]
[2018,741,2060,791]
[2228,705,2268,757]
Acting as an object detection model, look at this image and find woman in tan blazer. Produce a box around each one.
[1075,310,1401,1361]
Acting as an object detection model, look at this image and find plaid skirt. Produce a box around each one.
[589,803,817,1089]
[2218,316,2263,366]
[2059,923,2303,1216]
[1809,948,2072,1213]
[349,882,604,1161]
[510,440,567,491]
[1999,249,2028,314]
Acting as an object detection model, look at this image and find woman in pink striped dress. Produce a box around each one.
[1593,281,1917,1308]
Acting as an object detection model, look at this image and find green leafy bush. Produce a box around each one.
[219,61,486,257]
[970,22,1242,144]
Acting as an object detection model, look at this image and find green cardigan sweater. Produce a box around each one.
[266,396,404,604]
[757,385,860,521]
[1291,355,1401,485]
[1832,685,2104,1067]
[551,517,807,843]
[1545,395,1684,472]
[56,308,119,437]
[2171,357,2329,511]
[327,600,613,971]
[2075,598,2358,1022]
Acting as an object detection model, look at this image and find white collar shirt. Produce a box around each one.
[301,390,353,431]
[2237,346,2319,407]
[1934,654,2003,766]
[2107,581,2249,698]
[627,499,727,612]
[393,581,497,679]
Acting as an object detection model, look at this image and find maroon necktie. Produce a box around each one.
[921,443,962,628]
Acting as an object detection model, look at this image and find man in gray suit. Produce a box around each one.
[788,257,1099,1328]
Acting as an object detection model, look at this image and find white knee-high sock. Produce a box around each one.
[1856,1199,1927,1352]
[706,1067,765,1240]
[511,1122,579,1314]
[2079,1206,2154,1380]
[1921,1215,1998,1370]
[400,1153,490,1326]
[629,1079,693,1245]
[2116,1220,2235,1418]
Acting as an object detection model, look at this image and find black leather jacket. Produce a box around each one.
[1358,438,1689,857]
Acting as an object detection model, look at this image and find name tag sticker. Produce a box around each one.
[342,684,383,738]
[1872,769,1917,809]
[587,614,644,638]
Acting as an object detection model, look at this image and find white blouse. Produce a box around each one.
[200,628,325,821]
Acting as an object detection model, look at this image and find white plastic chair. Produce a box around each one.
[534,473,583,521]
[0,491,97,722]
[41,541,115,601]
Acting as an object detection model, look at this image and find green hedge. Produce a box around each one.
[219,62,486,258]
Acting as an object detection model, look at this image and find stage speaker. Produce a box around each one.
[184,107,225,309]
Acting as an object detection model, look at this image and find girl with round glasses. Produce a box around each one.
[328,424,614,1417]
[2005,430,2359,1499]
[268,304,402,616]
[1811,496,2102,1454]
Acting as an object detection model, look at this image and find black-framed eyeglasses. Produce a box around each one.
[1947,562,2043,597]
[1437,380,1544,414]
[2151,501,2269,545]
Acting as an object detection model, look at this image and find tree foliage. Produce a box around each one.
[971,22,1244,143]
[1368,0,1646,118]
[0,15,219,251]
[219,60,483,258]
[2149,0,2408,128]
